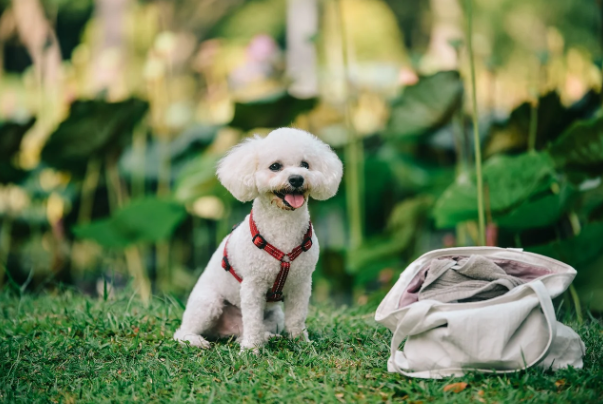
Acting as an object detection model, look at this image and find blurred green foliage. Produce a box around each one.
[0,0,602,313]
[41,99,149,173]
[73,198,186,249]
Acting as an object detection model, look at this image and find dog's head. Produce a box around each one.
[217,128,343,210]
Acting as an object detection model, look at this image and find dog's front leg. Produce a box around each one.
[284,279,311,342]
[239,280,267,352]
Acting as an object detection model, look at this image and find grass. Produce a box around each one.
[1,289,602,403]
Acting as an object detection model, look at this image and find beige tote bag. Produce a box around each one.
[375,247,585,379]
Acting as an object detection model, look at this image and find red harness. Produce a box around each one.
[221,210,313,302]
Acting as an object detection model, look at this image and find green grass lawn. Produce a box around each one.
[1,289,602,403]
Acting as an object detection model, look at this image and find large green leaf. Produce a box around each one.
[548,115,603,172]
[173,154,224,203]
[377,147,455,194]
[41,98,148,173]
[576,181,603,222]
[572,253,603,312]
[348,195,432,273]
[119,124,220,180]
[433,152,557,228]
[527,222,603,272]
[72,197,186,249]
[0,118,35,184]
[484,91,599,156]
[496,182,576,230]
[210,0,286,41]
[230,91,317,131]
[383,71,463,141]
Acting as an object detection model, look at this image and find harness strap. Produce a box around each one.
[221,235,242,283]
[221,209,313,302]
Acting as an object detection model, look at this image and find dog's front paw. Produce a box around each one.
[239,338,263,354]
[174,331,211,349]
[288,328,310,342]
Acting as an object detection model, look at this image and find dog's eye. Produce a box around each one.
[269,162,282,172]
[300,161,309,169]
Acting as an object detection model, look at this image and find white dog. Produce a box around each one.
[174,128,343,351]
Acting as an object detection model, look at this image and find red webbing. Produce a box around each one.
[221,210,313,302]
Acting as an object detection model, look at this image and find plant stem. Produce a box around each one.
[124,246,151,304]
[105,155,150,304]
[156,137,171,290]
[0,217,13,288]
[528,100,538,152]
[528,60,540,153]
[78,158,101,224]
[569,284,584,325]
[336,0,364,249]
[465,0,486,246]
[132,123,147,199]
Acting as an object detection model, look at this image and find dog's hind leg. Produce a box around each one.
[174,290,224,349]
[263,304,285,338]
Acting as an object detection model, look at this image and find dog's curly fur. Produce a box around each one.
[173,128,343,351]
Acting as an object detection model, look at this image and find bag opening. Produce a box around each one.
[398,255,553,308]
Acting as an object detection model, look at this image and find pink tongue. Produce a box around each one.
[284,194,305,208]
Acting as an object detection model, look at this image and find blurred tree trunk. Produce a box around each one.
[0,9,18,79]
[11,0,62,87]
[287,0,318,98]
[93,0,130,99]
[11,0,64,169]
[420,0,462,73]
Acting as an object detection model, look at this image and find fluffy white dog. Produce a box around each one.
[174,128,343,351]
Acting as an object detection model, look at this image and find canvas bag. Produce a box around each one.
[375,247,585,379]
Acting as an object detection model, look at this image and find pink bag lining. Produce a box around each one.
[398,255,553,308]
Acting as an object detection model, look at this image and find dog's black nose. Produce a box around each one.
[288,175,304,188]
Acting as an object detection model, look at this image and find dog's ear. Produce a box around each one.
[217,136,261,202]
[309,142,343,200]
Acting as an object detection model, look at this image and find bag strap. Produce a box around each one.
[524,280,557,367]
[389,300,437,375]
[389,280,557,377]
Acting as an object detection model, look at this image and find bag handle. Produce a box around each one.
[524,280,557,367]
[389,280,557,377]
[389,300,438,374]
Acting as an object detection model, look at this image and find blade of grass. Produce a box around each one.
[465,0,486,246]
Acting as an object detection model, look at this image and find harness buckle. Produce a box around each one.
[301,237,313,252]
[266,291,284,302]
[221,256,231,271]
[252,234,267,249]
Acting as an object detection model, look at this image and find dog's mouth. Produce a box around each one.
[273,190,306,210]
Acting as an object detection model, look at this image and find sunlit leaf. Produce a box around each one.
[41,98,148,173]
[73,197,186,249]
[383,71,463,141]
[433,152,556,228]
[173,153,224,203]
[211,0,286,40]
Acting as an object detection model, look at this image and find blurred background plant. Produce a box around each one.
[0,0,602,313]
